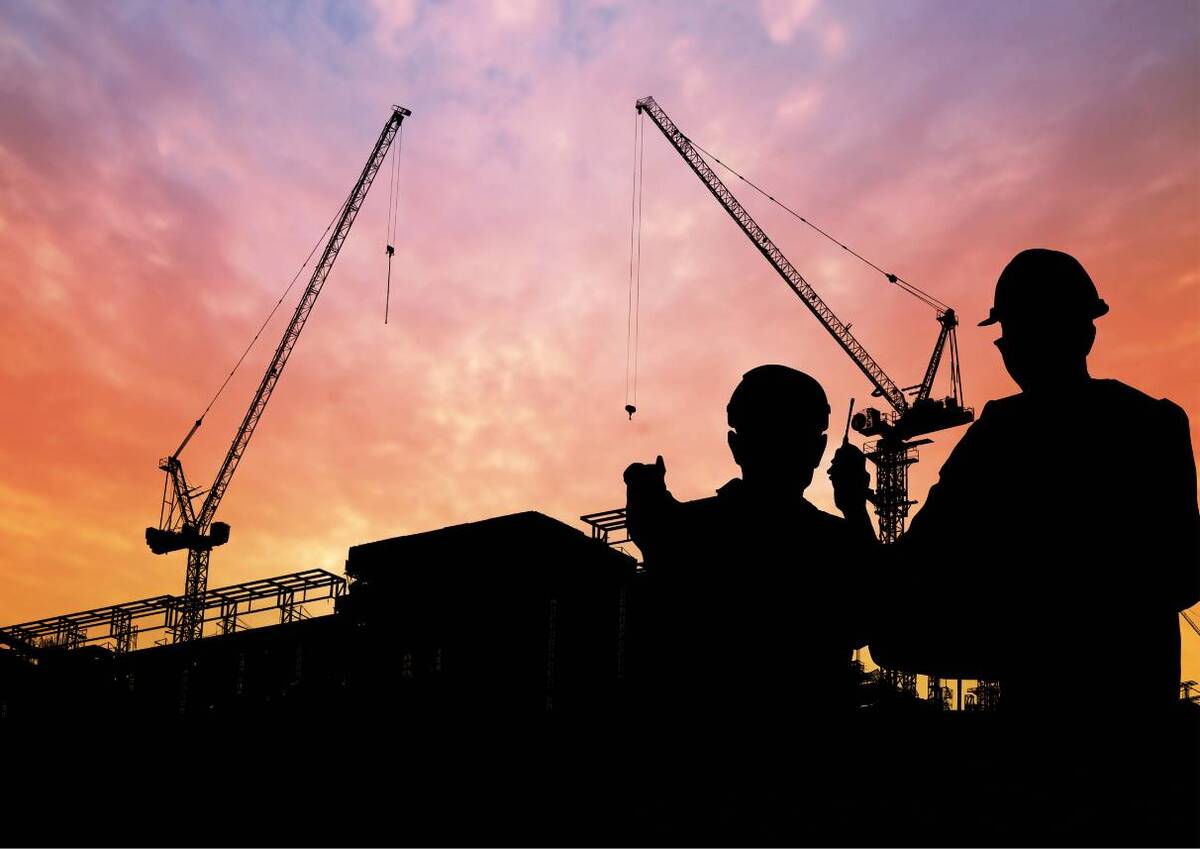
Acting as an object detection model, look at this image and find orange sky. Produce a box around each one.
[1,1,1197,680]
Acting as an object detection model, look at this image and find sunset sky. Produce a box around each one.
[1,1,1197,681]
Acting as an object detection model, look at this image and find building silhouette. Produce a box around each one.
[1,510,1196,845]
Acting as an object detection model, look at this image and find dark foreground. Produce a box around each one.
[6,705,1197,847]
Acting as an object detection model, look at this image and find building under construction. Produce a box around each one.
[1,512,639,725]
[2,509,1196,846]
[1,508,1008,727]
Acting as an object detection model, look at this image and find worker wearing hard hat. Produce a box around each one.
[830,248,1200,715]
[624,364,869,725]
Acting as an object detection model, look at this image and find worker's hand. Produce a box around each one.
[829,442,870,518]
[624,454,668,499]
[624,455,669,545]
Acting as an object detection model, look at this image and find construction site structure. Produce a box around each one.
[145,105,411,642]
[2,570,345,654]
[633,96,973,542]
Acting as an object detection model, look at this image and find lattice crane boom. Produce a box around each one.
[636,96,910,416]
[198,105,410,530]
[634,96,973,543]
[915,310,955,404]
[146,105,411,642]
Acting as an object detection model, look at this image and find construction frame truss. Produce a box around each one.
[579,509,630,547]
[3,569,345,654]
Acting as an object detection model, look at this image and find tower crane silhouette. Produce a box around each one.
[633,96,973,543]
[145,105,411,642]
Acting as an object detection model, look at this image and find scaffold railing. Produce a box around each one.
[579,508,630,546]
[3,569,345,653]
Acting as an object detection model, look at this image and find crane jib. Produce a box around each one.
[195,106,411,531]
[150,105,411,644]
[635,96,909,416]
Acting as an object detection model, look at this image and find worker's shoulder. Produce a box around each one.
[808,502,851,529]
[1092,378,1181,406]
[978,380,1185,418]
[1091,379,1190,428]
[675,494,723,521]
[807,503,859,541]
[974,390,1037,422]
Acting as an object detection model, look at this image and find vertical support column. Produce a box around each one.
[176,548,210,643]
[235,652,246,697]
[616,585,627,682]
[976,680,1001,711]
[279,589,298,624]
[110,609,136,655]
[55,621,85,650]
[866,440,918,545]
[867,438,920,693]
[178,663,191,715]
[545,597,559,713]
[928,675,944,709]
[219,601,239,635]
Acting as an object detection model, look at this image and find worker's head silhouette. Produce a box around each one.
[727,365,830,492]
[982,249,1108,394]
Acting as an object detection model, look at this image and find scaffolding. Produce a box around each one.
[3,569,345,653]
[109,609,136,654]
[926,676,951,710]
[966,680,1002,711]
[579,509,630,547]
[877,668,918,698]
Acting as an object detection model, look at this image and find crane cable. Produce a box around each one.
[687,138,951,314]
[187,185,355,446]
[384,121,405,324]
[621,123,957,420]
[624,110,645,420]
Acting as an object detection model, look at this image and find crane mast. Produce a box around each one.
[147,105,412,643]
[635,96,972,542]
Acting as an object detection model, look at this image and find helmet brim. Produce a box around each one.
[978,299,1109,327]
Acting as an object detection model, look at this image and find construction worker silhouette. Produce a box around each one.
[625,365,867,723]
[831,249,1200,714]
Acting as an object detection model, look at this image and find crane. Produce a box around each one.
[145,105,412,643]
[634,95,972,543]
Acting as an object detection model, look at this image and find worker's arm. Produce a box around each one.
[828,442,877,545]
[1154,401,1200,611]
[828,430,990,673]
[624,455,686,565]
[868,409,1002,679]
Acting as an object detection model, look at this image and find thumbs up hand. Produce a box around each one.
[624,455,670,549]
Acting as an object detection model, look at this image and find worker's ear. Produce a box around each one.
[727,430,742,468]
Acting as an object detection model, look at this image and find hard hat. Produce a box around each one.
[979,248,1109,327]
[727,364,830,433]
